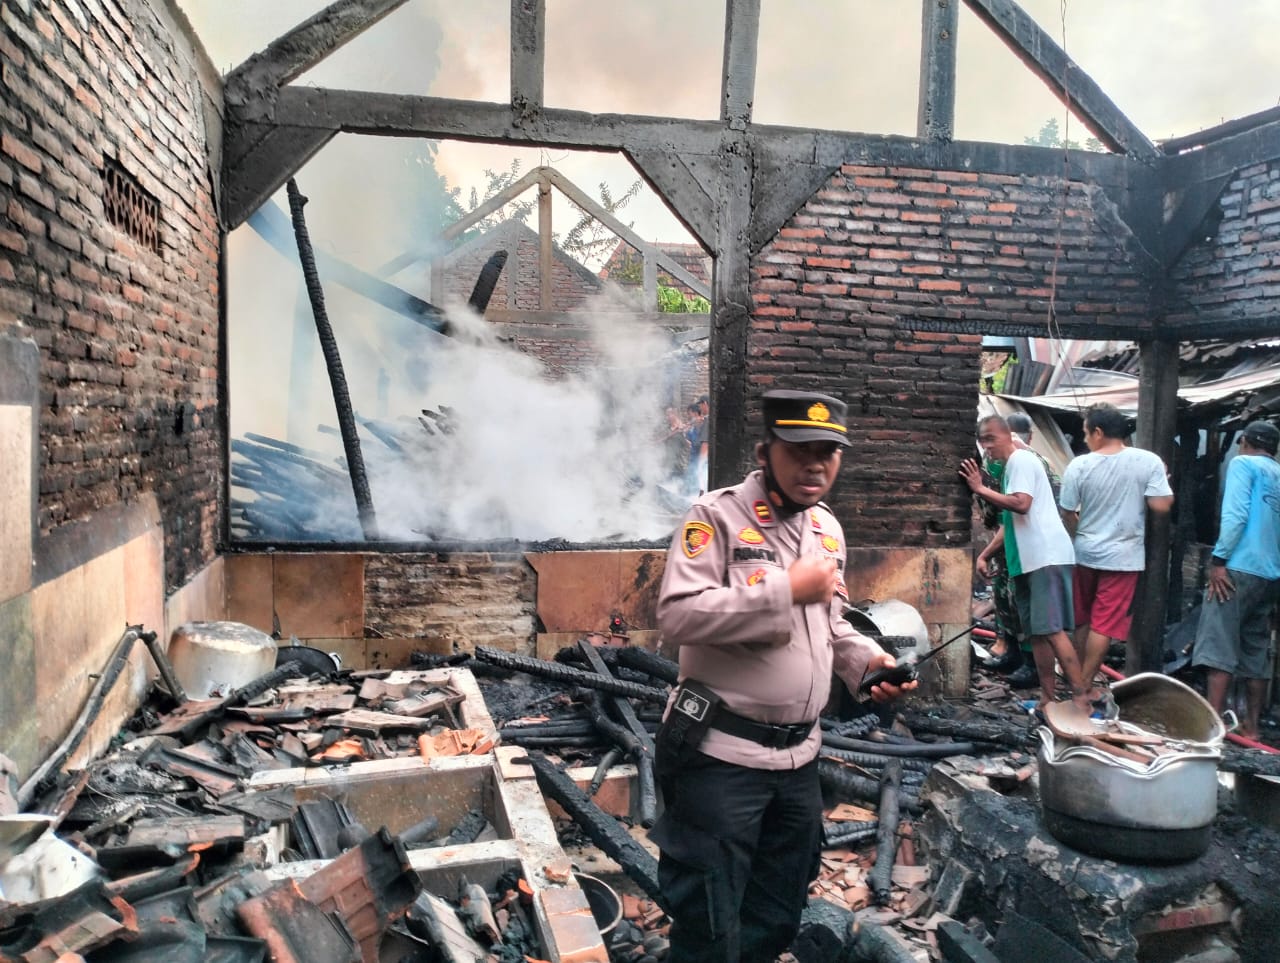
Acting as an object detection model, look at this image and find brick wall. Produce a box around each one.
[1167,159,1280,330]
[750,164,1154,547]
[364,552,537,655]
[442,223,601,312]
[1,0,221,588]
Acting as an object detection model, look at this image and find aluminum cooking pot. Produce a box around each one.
[1037,673,1224,862]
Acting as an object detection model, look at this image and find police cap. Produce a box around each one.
[762,389,850,446]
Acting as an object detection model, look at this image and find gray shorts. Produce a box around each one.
[1192,569,1280,679]
[1013,565,1075,637]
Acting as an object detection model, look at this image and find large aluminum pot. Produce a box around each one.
[168,621,278,699]
[1037,673,1224,862]
[843,599,929,655]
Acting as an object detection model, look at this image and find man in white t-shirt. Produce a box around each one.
[1059,404,1173,689]
[961,416,1089,711]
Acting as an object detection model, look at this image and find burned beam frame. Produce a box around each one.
[218,0,1280,673]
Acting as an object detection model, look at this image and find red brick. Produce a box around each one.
[919,280,963,292]
[1,132,43,173]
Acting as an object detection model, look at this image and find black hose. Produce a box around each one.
[822,733,977,758]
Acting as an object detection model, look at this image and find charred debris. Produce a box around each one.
[5,624,1280,962]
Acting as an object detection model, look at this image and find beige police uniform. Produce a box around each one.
[659,469,880,758]
[652,468,882,962]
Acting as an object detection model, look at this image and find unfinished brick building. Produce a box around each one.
[2,0,1279,793]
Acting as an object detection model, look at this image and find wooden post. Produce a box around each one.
[510,0,545,117]
[538,173,552,310]
[918,0,959,141]
[1130,338,1179,675]
[642,245,658,309]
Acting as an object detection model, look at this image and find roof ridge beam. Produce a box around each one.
[961,0,1158,161]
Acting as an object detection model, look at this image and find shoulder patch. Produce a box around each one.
[682,521,714,558]
[810,509,823,530]
[752,500,773,524]
[738,527,764,544]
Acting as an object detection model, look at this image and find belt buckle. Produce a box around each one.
[763,724,791,749]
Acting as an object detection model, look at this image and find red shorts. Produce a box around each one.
[1072,566,1140,641]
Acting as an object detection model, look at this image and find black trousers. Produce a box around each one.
[651,749,822,963]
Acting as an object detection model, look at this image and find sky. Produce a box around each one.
[179,0,1280,249]
[179,0,1280,540]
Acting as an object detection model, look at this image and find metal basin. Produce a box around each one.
[1037,673,1223,862]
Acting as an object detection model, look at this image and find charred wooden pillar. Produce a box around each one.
[711,0,760,487]
[1130,337,1178,674]
[918,0,959,141]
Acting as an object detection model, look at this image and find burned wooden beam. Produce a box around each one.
[575,641,658,828]
[819,760,921,814]
[473,646,670,703]
[20,626,148,809]
[286,178,378,540]
[918,0,959,141]
[961,0,1157,160]
[526,751,665,910]
[897,711,1031,749]
[822,732,980,758]
[510,0,545,119]
[225,0,410,103]
[721,0,761,130]
[868,760,903,906]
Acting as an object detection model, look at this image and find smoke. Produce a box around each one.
[229,267,697,543]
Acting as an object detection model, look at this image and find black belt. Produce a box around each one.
[711,707,815,749]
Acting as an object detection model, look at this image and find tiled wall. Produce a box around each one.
[224,552,453,671]
[1,328,226,780]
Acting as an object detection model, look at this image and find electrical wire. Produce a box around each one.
[1043,0,1088,418]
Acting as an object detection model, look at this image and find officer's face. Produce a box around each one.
[758,439,842,506]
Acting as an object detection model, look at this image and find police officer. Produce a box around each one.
[652,389,912,963]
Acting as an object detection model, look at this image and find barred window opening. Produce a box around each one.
[102,156,161,254]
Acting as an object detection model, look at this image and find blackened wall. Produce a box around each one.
[0,0,222,588]
[749,163,1155,547]
[1167,159,1280,331]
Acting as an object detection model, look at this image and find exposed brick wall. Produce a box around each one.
[750,164,1154,547]
[1,0,221,589]
[442,223,601,312]
[1167,160,1280,329]
[497,324,606,380]
[364,552,537,655]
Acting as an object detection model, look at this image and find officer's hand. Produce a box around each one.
[789,556,839,605]
[866,651,918,704]
[1207,564,1235,603]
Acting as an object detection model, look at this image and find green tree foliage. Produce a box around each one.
[658,283,710,314]
[1024,117,1105,153]
[453,159,535,241]
[560,178,643,267]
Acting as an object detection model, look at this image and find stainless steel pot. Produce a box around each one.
[1037,673,1224,862]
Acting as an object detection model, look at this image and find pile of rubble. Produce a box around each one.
[0,639,555,962]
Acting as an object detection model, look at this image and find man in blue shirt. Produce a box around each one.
[1193,420,1280,738]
